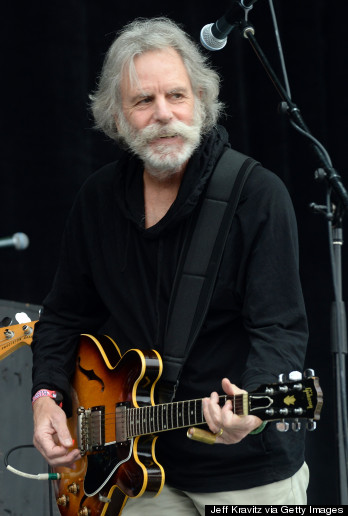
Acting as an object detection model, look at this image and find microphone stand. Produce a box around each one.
[237,19,348,504]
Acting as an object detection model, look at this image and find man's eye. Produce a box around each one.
[138,97,152,105]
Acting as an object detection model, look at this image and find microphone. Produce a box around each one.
[200,0,258,51]
[0,232,30,250]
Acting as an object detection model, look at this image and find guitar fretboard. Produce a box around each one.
[126,394,248,438]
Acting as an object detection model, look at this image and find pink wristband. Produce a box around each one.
[32,389,63,407]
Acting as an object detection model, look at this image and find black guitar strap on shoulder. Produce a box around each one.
[158,147,259,403]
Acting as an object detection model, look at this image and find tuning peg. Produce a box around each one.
[304,368,315,378]
[23,324,33,335]
[306,419,317,431]
[291,419,301,432]
[289,371,302,381]
[276,420,289,432]
[278,373,287,383]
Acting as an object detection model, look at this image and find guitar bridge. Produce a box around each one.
[77,406,105,454]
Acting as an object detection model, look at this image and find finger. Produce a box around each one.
[221,378,247,396]
[203,397,222,434]
[55,423,74,448]
[48,448,81,468]
[34,420,76,461]
[34,434,80,467]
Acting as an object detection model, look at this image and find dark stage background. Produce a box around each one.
[0,0,347,509]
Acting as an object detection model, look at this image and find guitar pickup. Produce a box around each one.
[77,406,105,454]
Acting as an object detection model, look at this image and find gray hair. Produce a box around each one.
[90,17,224,141]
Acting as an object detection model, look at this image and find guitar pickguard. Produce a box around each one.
[84,441,134,497]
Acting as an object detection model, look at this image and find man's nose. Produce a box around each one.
[153,97,173,123]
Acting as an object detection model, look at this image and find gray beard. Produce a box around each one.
[117,111,204,180]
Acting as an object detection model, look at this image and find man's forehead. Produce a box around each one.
[120,48,191,92]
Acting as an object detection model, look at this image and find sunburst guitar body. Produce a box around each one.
[53,335,165,516]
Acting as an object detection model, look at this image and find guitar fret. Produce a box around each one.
[151,405,155,433]
[130,409,133,436]
[173,402,176,428]
[136,408,140,435]
[143,407,146,434]
[136,408,139,435]
[189,400,195,425]
[161,405,164,430]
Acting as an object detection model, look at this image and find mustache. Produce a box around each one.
[136,120,199,143]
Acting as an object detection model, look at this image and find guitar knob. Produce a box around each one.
[276,420,289,432]
[289,371,302,381]
[304,368,315,378]
[56,494,69,507]
[291,419,301,432]
[68,482,80,494]
[306,419,317,431]
[78,507,91,516]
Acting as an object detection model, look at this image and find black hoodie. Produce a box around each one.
[32,126,308,491]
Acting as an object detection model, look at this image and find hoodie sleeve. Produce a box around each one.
[237,167,308,391]
[31,170,112,414]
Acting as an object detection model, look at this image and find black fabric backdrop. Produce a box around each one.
[1,0,347,504]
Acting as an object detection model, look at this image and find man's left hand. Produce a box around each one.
[202,378,263,444]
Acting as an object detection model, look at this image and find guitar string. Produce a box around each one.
[83,395,246,423]
[84,398,247,426]
[82,396,247,438]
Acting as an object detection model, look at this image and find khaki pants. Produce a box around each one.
[123,463,309,515]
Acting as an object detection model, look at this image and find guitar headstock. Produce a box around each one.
[0,320,37,360]
[249,369,323,432]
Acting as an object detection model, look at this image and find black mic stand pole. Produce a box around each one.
[237,18,348,504]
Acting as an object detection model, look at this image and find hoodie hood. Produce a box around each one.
[114,125,230,239]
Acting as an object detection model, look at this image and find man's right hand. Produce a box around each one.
[33,397,81,467]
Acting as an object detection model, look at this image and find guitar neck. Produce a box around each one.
[0,322,36,361]
[126,395,247,438]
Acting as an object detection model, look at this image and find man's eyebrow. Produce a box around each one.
[128,92,152,104]
[129,86,190,104]
[168,87,189,95]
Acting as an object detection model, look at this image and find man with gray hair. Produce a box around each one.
[31,17,309,513]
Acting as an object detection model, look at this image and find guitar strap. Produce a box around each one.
[158,148,259,403]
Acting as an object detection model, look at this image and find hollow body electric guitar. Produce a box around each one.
[1,325,323,516]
